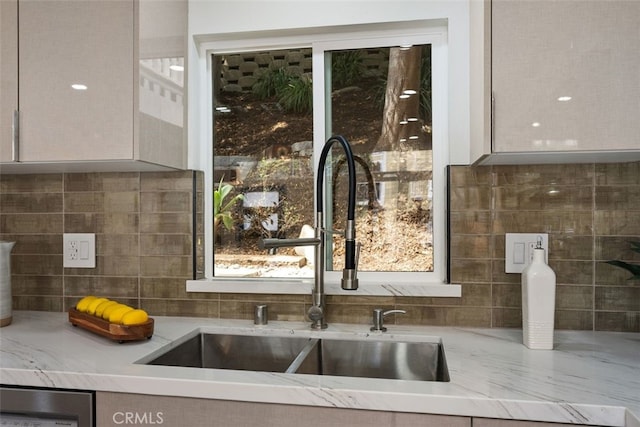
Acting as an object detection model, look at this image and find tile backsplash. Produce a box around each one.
[449,162,639,333]
[0,162,638,332]
[0,171,204,314]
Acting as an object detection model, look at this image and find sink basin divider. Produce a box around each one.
[285,338,319,374]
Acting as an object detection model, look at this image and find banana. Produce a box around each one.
[95,300,118,318]
[108,305,134,324]
[86,297,109,315]
[102,303,126,320]
[75,295,97,313]
[121,309,149,326]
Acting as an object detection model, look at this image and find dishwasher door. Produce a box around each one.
[0,385,94,427]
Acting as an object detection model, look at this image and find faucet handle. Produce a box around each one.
[370,308,406,332]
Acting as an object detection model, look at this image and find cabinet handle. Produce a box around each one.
[491,92,497,152]
[12,110,20,162]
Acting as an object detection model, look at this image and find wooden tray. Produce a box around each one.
[68,308,154,343]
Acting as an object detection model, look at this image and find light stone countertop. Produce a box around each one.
[1,311,638,426]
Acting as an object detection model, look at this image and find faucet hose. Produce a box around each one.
[316,135,357,270]
[316,135,356,221]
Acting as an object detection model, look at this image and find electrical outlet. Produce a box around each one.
[68,240,79,260]
[63,233,95,268]
[505,233,549,273]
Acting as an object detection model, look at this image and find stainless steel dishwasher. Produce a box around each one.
[0,385,94,427]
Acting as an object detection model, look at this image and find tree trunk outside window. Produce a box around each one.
[376,46,423,152]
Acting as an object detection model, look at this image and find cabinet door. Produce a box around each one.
[97,392,471,427]
[18,0,134,162]
[137,0,187,169]
[474,418,589,427]
[492,0,640,153]
[0,0,17,163]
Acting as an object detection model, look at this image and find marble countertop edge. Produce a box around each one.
[1,311,638,427]
[2,369,633,427]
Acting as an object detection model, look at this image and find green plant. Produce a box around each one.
[252,68,312,114]
[252,68,291,100]
[214,178,244,236]
[604,241,640,280]
[331,50,365,88]
[278,75,313,114]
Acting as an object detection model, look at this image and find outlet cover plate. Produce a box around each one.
[505,233,548,273]
[63,233,96,268]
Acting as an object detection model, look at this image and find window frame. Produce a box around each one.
[188,21,461,297]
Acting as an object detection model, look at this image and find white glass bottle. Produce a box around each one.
[521,242,556,349]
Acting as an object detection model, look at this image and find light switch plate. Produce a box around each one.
[63,233,96,268]
[505,233,548,273]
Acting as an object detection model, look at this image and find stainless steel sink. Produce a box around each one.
[142,333,449,382]
[295,338,449,381]
[146,333,313,372]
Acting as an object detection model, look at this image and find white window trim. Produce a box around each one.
[187,21,461,297]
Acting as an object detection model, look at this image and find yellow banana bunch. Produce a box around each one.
[74,296,149,325]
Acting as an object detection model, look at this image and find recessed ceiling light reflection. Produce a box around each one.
[71,84,88,91]
[399,94,410,99]
[557,96,572,102]
[409,135,419,140]
[169,65,184,71]
[403,89,417,95]
[532,122,541,127]
[400,138,407,142]
[407,117,418,122]
[399,44,413,50]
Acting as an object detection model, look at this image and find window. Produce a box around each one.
[212,48,315,279]
[325,44,435,276]
[195,22,455,294]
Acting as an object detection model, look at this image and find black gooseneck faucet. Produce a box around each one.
[317,135,359,291]
[261,135,359,329]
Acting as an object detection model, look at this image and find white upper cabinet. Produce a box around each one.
[0,0,187,173]
[475,0,640,164]
[0,0,18,164]
[19,0,135,163]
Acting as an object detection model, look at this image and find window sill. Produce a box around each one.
[186,279,461,297]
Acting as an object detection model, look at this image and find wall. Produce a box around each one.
[448,162,639,332]
[1,162,638,332]
[0,171,204,314]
